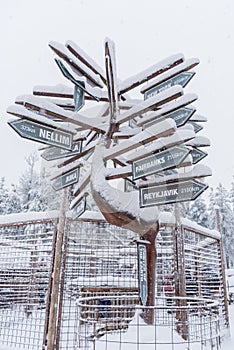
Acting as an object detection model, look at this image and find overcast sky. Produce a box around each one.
[1,0,234,193]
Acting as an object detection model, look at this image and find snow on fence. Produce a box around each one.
[0,211,230,350]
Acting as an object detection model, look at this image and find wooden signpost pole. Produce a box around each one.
[46,188,68,350]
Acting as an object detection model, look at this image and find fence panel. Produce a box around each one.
[0,216,58,349]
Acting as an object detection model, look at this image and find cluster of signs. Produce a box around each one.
[7,40,210,224]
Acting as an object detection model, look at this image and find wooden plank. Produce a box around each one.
[49,41,104,88]
[73,170,91,197]
[116,85,183,125]
[190,114,207,122]
[104,38,120,140]
[33,84,108,101]
[140,58,199,95]
[186,136,211,147]
[138,164,211,187]
[66,40,107,84]
[56,137,99,169]
[104,118,177,160]
[121,129,195,164]
[50,160,83,181]
[15,95,107,133]
[7,104,76,134]
[118,53,185,95]
[105,156,192,181]
[136,94,197,127]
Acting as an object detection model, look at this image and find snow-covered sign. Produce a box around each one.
[139,179,208,207]
[72,196,86,219]
[41,141,82,161]
[132,146,190,180]
[141,58,199,99]
[190,148,208,164]
[8,119,74,150]
[164,106,196,127]
[52,168,80,191]
[144,71,195,99]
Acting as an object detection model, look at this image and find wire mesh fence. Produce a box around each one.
[77,295,221,350]
[0,212,230,349]
[0,216,57,349]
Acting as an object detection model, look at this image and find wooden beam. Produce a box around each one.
[118,53,185,95]
[104,118,177,160]
[49,41,104,88]
[116,85,183,125]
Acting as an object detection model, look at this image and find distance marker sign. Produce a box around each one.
[52,168,79,191]
[132,146,189,180]
[138,243,148,306]
[144,71,195,99]
[140,179,208,207]
[41,141,82,161]
[8,119,73,150]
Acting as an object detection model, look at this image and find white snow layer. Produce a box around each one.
[0,211,59,226]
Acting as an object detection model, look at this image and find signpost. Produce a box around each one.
[8,119,73,150]
[139,179,208,207]
[52,168,79,191]
[7,38,211,331]
[144,71,195,99]
[132,146,190,180]
[137,242,148,306]
[41,141,82,161]
[72,196,86,219]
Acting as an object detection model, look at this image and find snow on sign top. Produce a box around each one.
[7,38,210,232]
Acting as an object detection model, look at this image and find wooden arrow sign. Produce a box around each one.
[52,168,79,191]
[138,243,148,306]
[8,119,73,150]
[104,118,176,160]
[136,96,197,130]
[190,148,208,164]
[49,41,104,88]
[118,53,185,95]
[188,121,203,133]
[140,179,208,207]
[117,85,183,125]
[144,71,195,99]
[72,196,86,219]
[132,146,190,180]
[164,107,195,127]
[41,141,82,161]
[141,58,199,99]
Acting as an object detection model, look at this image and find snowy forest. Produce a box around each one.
[1,152,234,270]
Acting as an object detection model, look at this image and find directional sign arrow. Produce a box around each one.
[8,119,73,150]
[188,121,203,133]
[74,84,85,112]
[132,146,190,180]
[164,107,196,127]
[72,196,86,219]
[190,148,208,164]
[41,141,82,161]
[52,168,79,191]
[140,179,208,207]
[144,71,195,99]
[137,243,148,306]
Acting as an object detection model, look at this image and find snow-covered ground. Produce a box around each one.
[0,304,233,350]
